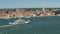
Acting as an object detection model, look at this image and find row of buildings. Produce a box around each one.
[0,8,55,19]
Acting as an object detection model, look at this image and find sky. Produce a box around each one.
[0,0,60,8]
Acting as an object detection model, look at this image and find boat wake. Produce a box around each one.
[0,25,14,27]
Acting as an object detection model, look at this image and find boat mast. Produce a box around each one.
[34,32,36,34]
[6,32,7,34]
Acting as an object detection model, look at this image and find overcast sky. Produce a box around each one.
[0,0,60,8]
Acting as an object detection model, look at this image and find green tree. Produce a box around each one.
[55,10,60,14]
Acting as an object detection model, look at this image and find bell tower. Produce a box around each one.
[42,8,45,11]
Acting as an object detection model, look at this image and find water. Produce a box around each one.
[0,16,60,34]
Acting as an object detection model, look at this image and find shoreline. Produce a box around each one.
[0,8,56,19]
[0,15,58,19]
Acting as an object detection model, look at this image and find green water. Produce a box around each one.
[0,16,60,34]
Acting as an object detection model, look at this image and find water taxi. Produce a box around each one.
[9,19,30,25]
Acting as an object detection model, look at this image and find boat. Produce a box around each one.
[56,14,60,16]
[4,16,13,19]
[9,19,31,25]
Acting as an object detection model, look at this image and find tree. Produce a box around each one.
[55,10,60,14]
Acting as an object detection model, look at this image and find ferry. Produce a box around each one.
[9,19,30,25]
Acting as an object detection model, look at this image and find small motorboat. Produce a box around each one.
[5,17,12,19]
[9,19,31,25]
[56,14,60,16]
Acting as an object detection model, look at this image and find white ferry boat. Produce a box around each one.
[9,19,30,25]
